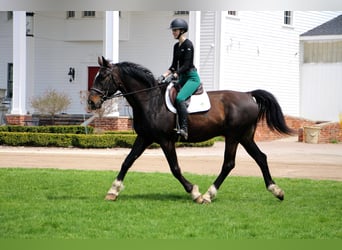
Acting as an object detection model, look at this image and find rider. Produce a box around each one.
[158,18,201,140]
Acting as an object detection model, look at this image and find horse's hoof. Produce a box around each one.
[105,193,117,201]
[202,198,211,204]
[277,191,284,201]
[201,193,212,204]
[194,195,204,204]
[268,184,284,201]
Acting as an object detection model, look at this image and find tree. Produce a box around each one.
[30,89,71,117]
[79,90,118,118]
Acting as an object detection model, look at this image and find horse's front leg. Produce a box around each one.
[105,135,152,201]
[202,139,239,204]
[160,141,204,204]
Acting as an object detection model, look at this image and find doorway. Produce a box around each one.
[87,66,100,91]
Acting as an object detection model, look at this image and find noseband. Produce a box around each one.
[90,86,114,102]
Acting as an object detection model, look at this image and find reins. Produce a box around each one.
[90,63,170,102]
[91,81,169,101]
[108,82,168,99]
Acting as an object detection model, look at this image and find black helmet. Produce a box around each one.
[169,18,188,33]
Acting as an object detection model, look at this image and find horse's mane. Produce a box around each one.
[117,62,156,87]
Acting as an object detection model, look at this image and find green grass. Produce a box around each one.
[0,168,341,239]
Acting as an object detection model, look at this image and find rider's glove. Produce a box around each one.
[157,75,165,84]
[163,74,175,84]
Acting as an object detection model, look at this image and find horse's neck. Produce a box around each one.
[125,88,166,118]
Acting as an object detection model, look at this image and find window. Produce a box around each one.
[226,11,239,20]
[174,11,189,15]
[66,11,75,19]
[7,63,13,99]
[284,11,293,25]
[82,11,96,18]
[7,11,13,20]
[303,41,342,63]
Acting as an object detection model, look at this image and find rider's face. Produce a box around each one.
[172,29,181,39]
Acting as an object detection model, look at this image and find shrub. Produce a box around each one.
[73,134,118,148]
[0,125,93,134]
[0,131,215,149]
[0,132,73,147]
[30,89,71,117]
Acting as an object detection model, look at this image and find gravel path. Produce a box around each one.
[1,137,341,181]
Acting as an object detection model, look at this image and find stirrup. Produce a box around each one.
[179,129,188,140]
[174,128,188,140]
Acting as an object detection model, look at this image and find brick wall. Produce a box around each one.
[5,114,133,131]
[254,116,303,141]
[301,122,341,144]
[90,117,133,131]
[6,114,341,143]
[254,116,341,143]
[5,115,31,126]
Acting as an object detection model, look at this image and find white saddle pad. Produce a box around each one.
[165,83,211,114]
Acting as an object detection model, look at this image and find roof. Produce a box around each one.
[301,15,342,36]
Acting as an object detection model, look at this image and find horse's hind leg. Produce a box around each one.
[240,138,284,200]
[105,135,152,201]
[202,139,239,203]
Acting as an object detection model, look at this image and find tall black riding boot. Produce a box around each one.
[176,101,188,140]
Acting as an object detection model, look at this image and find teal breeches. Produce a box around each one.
[176,70,201,103]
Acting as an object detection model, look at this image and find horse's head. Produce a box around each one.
[87,56,119,110]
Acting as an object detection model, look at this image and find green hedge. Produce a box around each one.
[0,132,215,148]
[0,132,73,147]
[73,134,137,148]
[0,125,94,134]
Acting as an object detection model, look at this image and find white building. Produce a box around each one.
[1,11,341,121]
[300,15,342,122]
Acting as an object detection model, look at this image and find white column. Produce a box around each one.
[189,11,201,73]
[11,11,27,115]
[26,32,35,114]
[104,11,120,63]
[216,11,224,90]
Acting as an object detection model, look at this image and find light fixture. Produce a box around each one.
[68,67,75,82]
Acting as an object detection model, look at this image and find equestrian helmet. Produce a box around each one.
[169,18,188,33]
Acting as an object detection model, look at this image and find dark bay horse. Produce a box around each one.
[88,56,294,204]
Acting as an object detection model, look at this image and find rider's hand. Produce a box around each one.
[164,74,175,84]
[157,75,165,84]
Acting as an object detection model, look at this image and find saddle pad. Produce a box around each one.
[165,83,211,114]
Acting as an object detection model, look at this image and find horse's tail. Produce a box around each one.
[250,89,295,135]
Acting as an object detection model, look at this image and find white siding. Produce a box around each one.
[300,63,342,121]
[219,11,342,116]
[199,11,216,90]
[294,11,342,32]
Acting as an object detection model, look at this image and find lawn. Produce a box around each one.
[0,168,341,239]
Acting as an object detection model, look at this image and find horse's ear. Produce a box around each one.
[98,56,103,66]
[99,56,110,68]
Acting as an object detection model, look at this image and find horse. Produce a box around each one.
[88,56,295,204]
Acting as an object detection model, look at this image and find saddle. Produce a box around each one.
[165,82,211,114]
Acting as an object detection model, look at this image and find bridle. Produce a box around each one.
[90,66,168,102]
[89,66,118,102]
